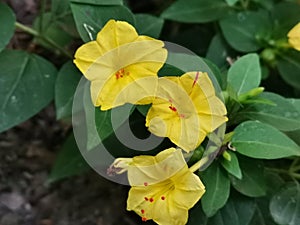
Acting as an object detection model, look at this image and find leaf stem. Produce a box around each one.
[15,22,73,59]
[266,167,300,180]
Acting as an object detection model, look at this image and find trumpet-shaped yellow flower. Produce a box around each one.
[146,72,228,152]
[110,148,205,225]
[74,20,167,110]
[288,22,300,51]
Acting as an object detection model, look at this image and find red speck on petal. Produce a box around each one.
[144,197,149,201]
[192,71,200,87]
[142,217,147,222]
[161,196,166,200]
[150,198,154,202]
[169,106,177,112]
[141,209,145,214]
[144,182,148,186]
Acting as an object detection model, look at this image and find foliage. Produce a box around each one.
[1,0,300,224]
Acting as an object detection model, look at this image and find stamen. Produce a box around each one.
[141,209,145,214]
[161,196,166,200]
[149,198,154,203]
[144,182,148,186]
[192,71,200,87]
[144,197,149,201]
[142,217,147,222]
[169,106,177,112]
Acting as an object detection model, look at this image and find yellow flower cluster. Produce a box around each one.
[74,20,228,225]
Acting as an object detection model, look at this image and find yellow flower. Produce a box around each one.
[110,148,205,225]
[146,72,228,152]
[74,20,167,110]
[288,22,300,51]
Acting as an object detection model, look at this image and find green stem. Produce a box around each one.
[266,167,300,180]
[15,22,72,59]
[189,157,209,173]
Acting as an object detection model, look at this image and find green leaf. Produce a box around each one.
[271,2,300,38]
[33,12,73,50]
[250,198,277,225]
[221,151,242,179]
[201,162,230,217]
[71,3,135,42]
[0,50,57,133]
[270,183,300,225]
[51,0,78,37]
[230,157,266,197]
[238,92,300,131]
[277,51,300,90]
[0,2,16,52]
[207,192,256,225]
[135,14,164,38]
[227,54,261,96]
[206,34,235,69]
[70,0,123,5]
[188,192,255,225]
[48,133,90,183]
[232,121,300,159]
[55,61,82,119]
[220,11,272,52]
[286,98,300,145]
[161,0,231,23]
[225,0,239,6]
[203,58,227,91]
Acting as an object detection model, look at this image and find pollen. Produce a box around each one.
[144,197,149,201]
[149,198,154,202]
[144,182,148,186]
[141,209,145,214]
[161,196,166,200]
[142,217,147,222]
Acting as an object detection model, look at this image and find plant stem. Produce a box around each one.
[266,167,300,180]
[189,157,209,173]
[15,22,72,59]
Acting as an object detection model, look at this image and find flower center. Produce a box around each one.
[168,99,185,118]
[115,68,130,79]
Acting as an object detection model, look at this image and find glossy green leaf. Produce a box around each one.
[70,0,123,5]
[227,54,261,96]
[0,2,16,52]
[250,198,277,225]
[238,92,300,131]
[48,133,90,183]
[0,50,57,133]
[71,3,135,42]
[207,193,256,225]
[201,162,230,217]
[161,0,231,23]
[51,0,78,37]
[271,2,300,38]
[33,12,73,50]
[188,192,255,225]
[230,157,266,197]
[270,183,300,225]
[220,11,272,52]
[277,51,300,90]
[135,14,164,38]
[55,61,82,119]
[286,98,300,145]
[232,121,300,159]
[221,151,242,179]
[225,0,239,6]
[206,34,234,69]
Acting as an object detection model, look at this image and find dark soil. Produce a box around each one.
[0,105,149,225]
